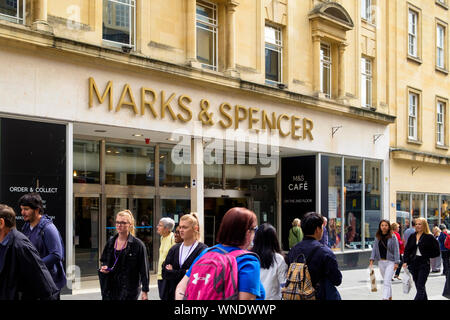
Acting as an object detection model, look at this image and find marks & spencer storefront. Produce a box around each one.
[0,46,393,288]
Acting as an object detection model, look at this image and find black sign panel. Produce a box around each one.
[281,155,316,250]
[0,118,66,242]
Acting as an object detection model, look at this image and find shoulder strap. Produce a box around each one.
[205,245,228,255]
[39,219,66,261]
[291,227,300,237]
[39,220,51,237]
[229,249,260,261]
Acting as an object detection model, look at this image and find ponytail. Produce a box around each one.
[180,212,200,240]
[116,209,136,236]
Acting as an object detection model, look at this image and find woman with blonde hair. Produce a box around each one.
[161,213,207,300]
[288,218,303,249]
[403,217,440,300]
[99,210,149,300]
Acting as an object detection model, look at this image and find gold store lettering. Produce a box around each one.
[88,77,314,141]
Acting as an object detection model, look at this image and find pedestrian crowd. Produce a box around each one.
[369,217,449,300]
[1,194,449,301]
[0,193,65,300]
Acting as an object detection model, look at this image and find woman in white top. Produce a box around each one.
[251,223,287,300]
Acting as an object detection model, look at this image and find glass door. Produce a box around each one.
[130,198,154,270]
[106,197,128,242]
[427,194,440,229]
[161,199,191,224]
[74,196,100,277]
[203,197,249,247]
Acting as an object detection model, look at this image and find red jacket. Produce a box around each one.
[394,231,404,254]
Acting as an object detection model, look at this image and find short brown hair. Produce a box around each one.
[0,204,16,228]
[216,207,257,247]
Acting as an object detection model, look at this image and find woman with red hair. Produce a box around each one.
[175,207,265,300]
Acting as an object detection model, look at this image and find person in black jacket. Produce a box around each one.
[99,209,149,300]
[162,213,207,300]
[287,212,342,300]
[403,217,440,300]
[0,204,58,300]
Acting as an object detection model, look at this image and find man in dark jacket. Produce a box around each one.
[0,204,58,300]
[287,212,342,300]
[19,193,66,298]
[438,224,449,276]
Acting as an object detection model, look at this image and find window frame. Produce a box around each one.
[196,0,219,72]
[437,101,445,146]
[408,8,418,58]
[0,0,25,24]
[408,93,418,140]
[361,0,374,24]
[436,20,448,72]
[264,24,283,85]
[407,87,422,144]
[436,97,449,148]
[436,0,449,10]
[102,0,136,50]
[320,42,332,99]
[361,56,373,108]
[406,4,423,64]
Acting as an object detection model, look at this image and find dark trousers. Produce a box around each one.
[409,257,430,300]
[158,279,165,300]
[395,254,403,277]
[442,251,449,276]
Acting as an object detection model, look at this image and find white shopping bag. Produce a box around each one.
[402,268,412,294]
[369,267,377,292]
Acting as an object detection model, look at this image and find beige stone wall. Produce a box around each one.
[2,0,394,112]
[389,0,450,214]
[387,0,450,224]
[391,0,450,156]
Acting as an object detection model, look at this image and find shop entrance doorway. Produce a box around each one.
[203,197,249,247]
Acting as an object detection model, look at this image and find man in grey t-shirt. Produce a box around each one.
[403,219,416,245]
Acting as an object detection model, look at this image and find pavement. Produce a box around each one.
[61,267,449,301]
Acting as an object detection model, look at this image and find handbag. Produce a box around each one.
[369,266,377,292]
[402,268,412,294]
[98,269,111,300]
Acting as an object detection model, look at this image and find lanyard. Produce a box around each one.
[179,241,196,266]
[109,238,127,271]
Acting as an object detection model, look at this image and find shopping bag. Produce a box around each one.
[369,267,377,292]
[98,269,111,300]
[402,268,412,294]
